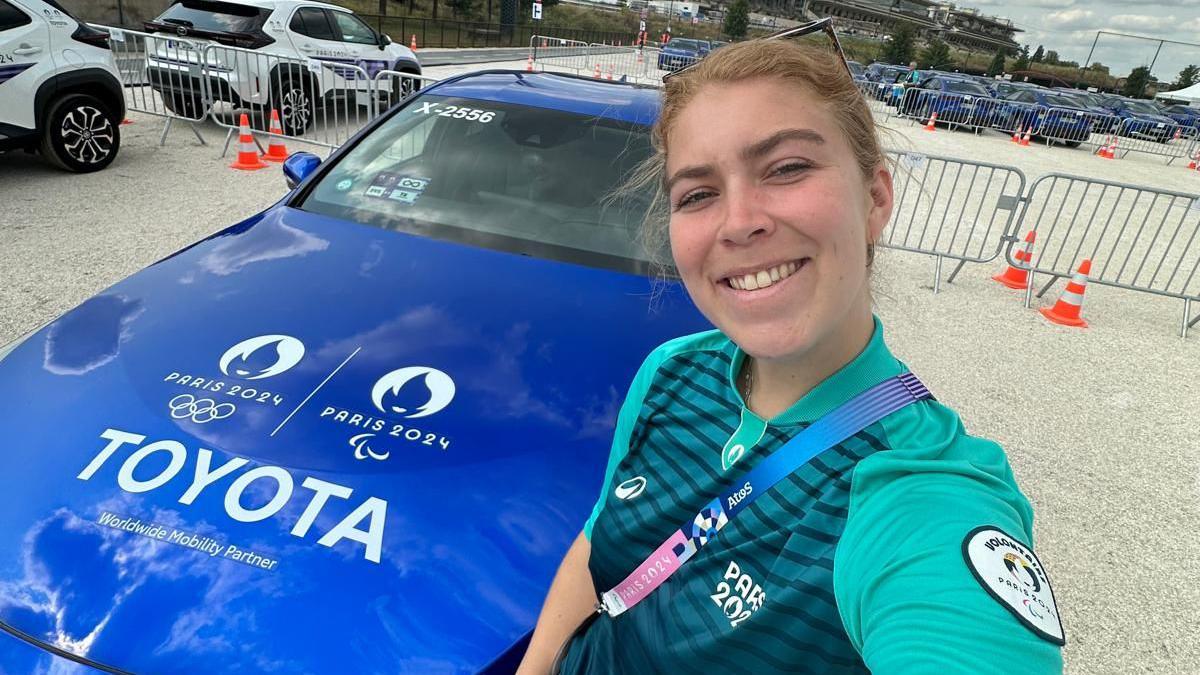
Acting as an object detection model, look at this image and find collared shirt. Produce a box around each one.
[562,317,1064,673]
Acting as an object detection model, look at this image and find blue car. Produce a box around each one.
[1052,88,1121,133]
[986,79,1042,99]
[991,89,1095,146]
[898,76,996,127]
[1098,95,1179,142]
[657,38,709,72]
[0,71,712,673]
[1157,104,1200,137]
[861,63,908,102]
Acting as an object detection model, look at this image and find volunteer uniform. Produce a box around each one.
[559,318,1064,673]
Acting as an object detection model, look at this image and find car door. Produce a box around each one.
[0,0,52,131]
[328,10,389,81]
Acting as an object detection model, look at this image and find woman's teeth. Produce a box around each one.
[728,260,803,291]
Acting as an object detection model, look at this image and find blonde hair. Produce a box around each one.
[627,38,887,270]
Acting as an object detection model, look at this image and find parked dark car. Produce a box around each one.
[657,38,709,72]
[899,76,997,127]
[1158,104,1200,136]
[987,79,1042,99]
[1098,95,1179,142]
[991,90,1095,146]
[1051,88,1121,133]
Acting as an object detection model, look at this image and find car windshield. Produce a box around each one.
[297,96,657,273]
[848,61,865,77]
[943,80,989,95]
[156,0,270,33]
[1125,100,1161,114]
[670,39,702,51]
[1043,93,1084,108]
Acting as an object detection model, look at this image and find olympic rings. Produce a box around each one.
[168,394,236,424]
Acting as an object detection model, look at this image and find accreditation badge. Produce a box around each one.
[962,526,1065,645]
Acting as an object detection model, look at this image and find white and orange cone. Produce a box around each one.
[923,111,938,131]
[261,109,289,163]
[1019,127,1032,146]
[606,64,614,81]
[410,34,418,51]
[526,53,535,72]
[993,230,1036,289]
[593,63,601,79]
[229,113,267,171]
[1011,127,1022,143]
[1040,259,1091,328]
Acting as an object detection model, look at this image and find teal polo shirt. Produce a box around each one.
[563,317,1064,673]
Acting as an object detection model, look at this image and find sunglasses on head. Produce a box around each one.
[662,18,851,82]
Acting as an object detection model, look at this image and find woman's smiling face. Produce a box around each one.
[665,77,893,362]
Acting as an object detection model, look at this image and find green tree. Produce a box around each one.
[1031,45,1044,63]
[1090,61,1109,74]
[723,0,749,40]
[986,51,1006,77]
[447,0,478,18]
[879,22,916,65]
[1175,64,1200,89]
[1044,50,1059,65]
[918,38,951,69]
[1012,45,1030,71]
[1122,65,1151,97]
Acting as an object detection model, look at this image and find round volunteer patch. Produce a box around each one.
[962,526,1065,645]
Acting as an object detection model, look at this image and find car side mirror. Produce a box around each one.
[283,152,321,190]
[378,32,391,49]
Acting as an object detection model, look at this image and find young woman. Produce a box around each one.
[518,38,1065,674]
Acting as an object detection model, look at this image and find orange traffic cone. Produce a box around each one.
[526,53,534,72]
[229,113,267,171]
[1039,259,1091,328]
[1019,127,1031,146]
[1011,128,1021,143]
[261,109,289,163]
[1100,136,1118,159]
[541,38,548,48]
[923,111,938,131]
[593,63,601,79]
[606,64,614,81]
[1173,128,1182,141]
[993,230,1036,289]
[410,34,418,51]
[121,118,134,125]
[1187,152,1197,170]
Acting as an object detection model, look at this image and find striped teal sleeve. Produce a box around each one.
[834,403,1064,673]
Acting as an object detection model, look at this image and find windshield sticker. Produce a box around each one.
[364,171,402,198]
[386,176,430,205]
[414,101,497,123]
[336,178,353,192]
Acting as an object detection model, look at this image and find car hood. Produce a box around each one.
[0,206,711,673]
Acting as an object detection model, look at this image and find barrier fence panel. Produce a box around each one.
[1059,109,1124,150]
[896,88,1004,135]
[1108,117,1196,163]
[199,44,376,153]
[1016,174,1200,336]
[1033,106,1100,147]
[587,43,656,83]
[855,80,897,117]
[882,150,1027,292]
[101,26,208,145]
[530,36,591,75]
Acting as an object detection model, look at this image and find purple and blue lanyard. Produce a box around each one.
[598,371,932,617]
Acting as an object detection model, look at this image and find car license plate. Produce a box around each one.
[1157,122,1165,127]
[166,40,192,50]
[1062,116,1077,123]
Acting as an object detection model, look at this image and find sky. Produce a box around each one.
[960,0,1200,86]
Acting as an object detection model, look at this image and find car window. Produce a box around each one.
[926,79,941,90]
[297,96,658,272]
[290,7,336,41]
[943,81,988,95]
[155,0,270,33]
[331,11,376,45]
[0,0,31,32]
[1126,100,1160,114]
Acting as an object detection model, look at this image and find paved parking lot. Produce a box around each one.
[2,65,1198,673]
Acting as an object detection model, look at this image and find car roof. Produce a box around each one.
[420,70,660,126]
[221,0,354,10]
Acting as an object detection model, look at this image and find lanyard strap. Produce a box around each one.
[598,372,932,617]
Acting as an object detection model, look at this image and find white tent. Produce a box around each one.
[1154,82,1200,104]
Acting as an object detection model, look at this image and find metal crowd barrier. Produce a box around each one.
[530,36,592,74]
[1014,174,1200,337]
[895,88,1007,135]
[855,80,898,117]
[586,43,657,82]
[1106,117,1196,164]
[882,150,1027,292]
[101,26,208,145]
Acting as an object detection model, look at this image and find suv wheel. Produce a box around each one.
[273,74,315,136]
[40,93,120,173]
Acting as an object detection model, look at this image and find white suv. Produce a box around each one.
[144,0,421,135]
[0,0,124,172]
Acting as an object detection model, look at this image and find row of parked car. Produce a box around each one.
[850,61,1200,146]
[656,37,727,72]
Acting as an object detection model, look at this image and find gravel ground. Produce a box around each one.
[2,64,1199,673]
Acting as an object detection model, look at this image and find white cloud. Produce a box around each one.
[1043,9,1101,30]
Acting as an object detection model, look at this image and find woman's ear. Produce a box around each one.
[866,163,894,245]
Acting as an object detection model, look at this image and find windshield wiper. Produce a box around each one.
[162,18,194,27]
